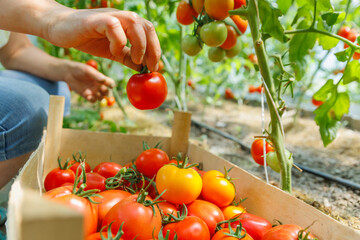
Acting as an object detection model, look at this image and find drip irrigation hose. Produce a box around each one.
[191,119,360,191]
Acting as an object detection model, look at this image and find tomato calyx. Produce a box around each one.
[140,65,150,74]
[157,229,178,240]
[136,185,166,217]
[162,204,188,224]
[142,141,163,151]
[105,167,138,192]
[57,157,74,170]
[297,222,318,240]
[170,154,199,169]
[99,222,125,240]
[216,218,248,239]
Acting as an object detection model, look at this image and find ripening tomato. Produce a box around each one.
[156,164,202,204]
[261,224,317,240]
[102,194,162,239]
[106,96,116,107]
[182,34,203,56]
[204,0,234,20]
[78,172,106,192]
[200,22,228,47]
[234,0,246,9]
[226,40,242,58]
[92,189,131,227]
[208,47,226,62]
[230,212,272,240]
[251,139,274,166]
[127,72,168,110]
[52,194,98,237]
[86,59,98,70]
[44,166,75,192]
[312,97,324,106]
[231,15,248,34]
[220,25,238,50]
[225,88,235,100]
[176,1,198,25]
[201,170,235,207]
[212,227,253,240]
[187,200,225,235]
[93,162,123,179]
[221,204,247,220]
[135,148,170,178]
[163,216,211,240]
[192,0,204,14]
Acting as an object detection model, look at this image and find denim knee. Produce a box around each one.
[0,78,49,161]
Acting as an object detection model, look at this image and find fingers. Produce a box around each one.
[111,46,142,71]
[142,20,161,72]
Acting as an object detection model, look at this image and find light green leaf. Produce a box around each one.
[334,48,352,62]
[277,0,293,14]
[343,60,360,84]
[332,92,350,120]
[313,79,334,101]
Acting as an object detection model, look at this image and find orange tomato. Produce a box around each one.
[220,25,238,50]
[230,15,248,34]
[204,0,234,20]
[221,204,247,220]
[192,0,205,14]
[176,1,198,25]
[248,53,258,64]
[248,85,257,93]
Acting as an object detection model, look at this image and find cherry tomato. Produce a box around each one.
[225,88,235,100]
[251,139,274,166]
[221,204,247,220]
[200,22,228,47]
[93,162,123,179]
[344,29,357,48]
[102,194,162,239]
[106,96,116,107]
[52,194,98,237]
[212,227,253,240]
[86,59,98,70]
[312,97,324,106]
[163,216,210,240]
[204,0,234,20]
[354,49,360,60]
[201,170,235,207]
[135,148,170,178]
[231,15,248,34]
[337,26,351,39]
[187,200,225,235]
[188,79,196,90]
[192,0,205,14]
[92,189,131,227]
[261,224,317,240]
[226,40,242,58]
[127,72,168,110]
[157,201,178,217]
[176,1,198,25]
[266,149,293,173]
[248,85,257,93]
[230,212,272,240]
[182,34,203,56]
[220,25,238,50]
[256,86,263,94]
[78,172,106,192]
[208,47,226,62]
[44,166,75,192]
[234,0,246,9]
[156,164,202,204]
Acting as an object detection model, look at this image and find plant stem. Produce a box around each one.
[245,0,292,193]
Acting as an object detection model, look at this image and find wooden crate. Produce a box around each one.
[6,96,360,240]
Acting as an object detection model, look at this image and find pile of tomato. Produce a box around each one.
[42,142,316,240]
[177,0,248,62]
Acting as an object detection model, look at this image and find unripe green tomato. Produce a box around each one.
[208,47,225,62]
[182,34,203,56]
[225,40,242,58]
[200,22,228,47]
[266,150,293,173]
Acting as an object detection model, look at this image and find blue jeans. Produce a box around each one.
[0,70,70,161]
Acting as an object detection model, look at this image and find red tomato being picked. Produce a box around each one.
[127,72,168,110]
[251,139,274,166]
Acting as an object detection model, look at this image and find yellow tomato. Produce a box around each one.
[221,204,247,220]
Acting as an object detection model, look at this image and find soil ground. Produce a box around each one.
[102,99,360,232]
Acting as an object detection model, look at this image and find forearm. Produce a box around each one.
[0,0,72,41]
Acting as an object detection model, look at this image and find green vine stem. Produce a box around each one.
[231,0,292,193]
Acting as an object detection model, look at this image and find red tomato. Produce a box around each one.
[157,201,178,217]
[44,168,75,192]
[261,224,317,240]
[337,26,351,39]
[231,15,248,34]
[78,172,106,192]
[344,29,357,48]
[187,200,225,235]
[234,0,246,9]
[225,88,235,100]
[256,85,263,94]
[176,1,198,25]
[86,59,98,70]
[220,25,238,50]
[92,189,131,227]
[93,162,123,179]
[248,85,257,93]
[69,161,91,176]
[221,204,247,220]
[201,170,235,207]
[52,194,98,237]
[127,72,168,110]
[106,96,116,107]
[250,139,274,166]
[230,212,272,240]
[312,97,324,107]
[212,227,253,240]
[135,148,170,178]
[162,216,210,240]
[43,185,74,200]
[102,194,162,239]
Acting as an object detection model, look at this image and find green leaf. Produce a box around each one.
[321,12,342,26]
[317,0,333,11]
[343,60,360,84]
[291,5,312,26]
[277,0,293,14]
[289,21,317,62]
[317,20,339,50]
[292,59,306,81]
[258,0,289,42]
[334,48,352,62]
[313,79,334,101]
[332,92,350,121]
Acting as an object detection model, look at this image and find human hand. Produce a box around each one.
[44,8,161,72]
[61,60,115,103]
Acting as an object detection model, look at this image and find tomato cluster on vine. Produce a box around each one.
[177,0,248,62]
[337,26,360,60]
[42,143,316,240]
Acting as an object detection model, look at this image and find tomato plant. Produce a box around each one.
[93,162,123,179]
[127,71,168,110]
[261,224,317,240]
[135,147,170,178]
[44,158,75,192]
[250,139,274,166]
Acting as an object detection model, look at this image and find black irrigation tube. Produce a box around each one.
[191,119,360,191]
